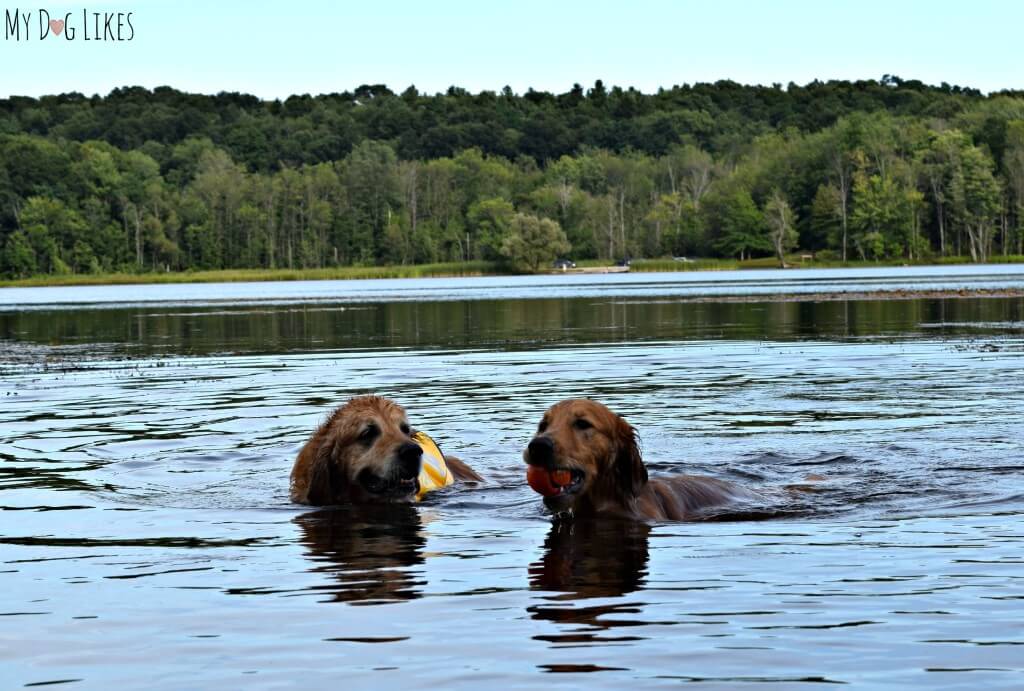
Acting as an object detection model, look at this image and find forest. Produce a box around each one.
[2,76,1024,278]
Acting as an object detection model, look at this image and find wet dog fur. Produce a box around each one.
[290,395,480,506]
[524,398,759,520]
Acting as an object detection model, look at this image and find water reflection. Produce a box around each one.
[3,274,1024,686]
[294,505,426,604]
[2,296,1022,358]
[529,518,650,598]
[528,519,652,649]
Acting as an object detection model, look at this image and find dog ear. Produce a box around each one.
[613,415,647,499]
[306,436,346,505]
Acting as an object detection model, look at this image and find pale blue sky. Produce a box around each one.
[1,0,1022,99]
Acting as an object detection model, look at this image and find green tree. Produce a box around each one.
[1,229,37,277]
[665,144,715,208]
[819,122,857,260]
[71,239,100,273]
[954,144,1001,262]
[851,172,915,260]
[920,131,1003,261]
[3,80,1024,278]
[764,190,798,266]
[1003,121,1024,254]
[499,213,570,271]
[709,190,769,260]
[916,132,956,256]
[188,148,247,269]
[342,140,400,263]
[0,134,71,211]
[810,183,842,254]
[19,196,89,272]
[467,197,514,259]
[117,148,164,268]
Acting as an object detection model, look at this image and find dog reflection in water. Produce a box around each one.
[528,518,652,643]
[530,518,650,598]
[294,505,425,604]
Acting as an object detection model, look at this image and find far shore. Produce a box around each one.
[2,255,1024,289]
[681,288,1024,303]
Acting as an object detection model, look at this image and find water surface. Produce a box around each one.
[2,269,1023,688]
[3,263,1024,309]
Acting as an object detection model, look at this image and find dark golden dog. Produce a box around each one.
[524,398,760,520]
[290,395,480,505]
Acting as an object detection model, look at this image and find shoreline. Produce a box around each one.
[676,287,1024,303]
[3,257,1024,289]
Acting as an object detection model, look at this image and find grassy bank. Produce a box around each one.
[2,255,1023,288]
[0,261,503,288]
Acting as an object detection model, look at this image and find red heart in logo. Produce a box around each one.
[49,19,64,36]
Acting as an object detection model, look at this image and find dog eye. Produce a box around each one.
[359,424,380,442]
[400,423,411,435]
[573,419,593,430]
[538,420,548,433]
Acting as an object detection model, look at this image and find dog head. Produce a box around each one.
[301,396,423,504]
[524,399,647,515]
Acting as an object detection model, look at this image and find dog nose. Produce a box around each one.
[396,442,422,478]
[527,436,554,468]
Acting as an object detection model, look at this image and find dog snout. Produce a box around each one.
[396,441,423,478]
[526,436,555,468]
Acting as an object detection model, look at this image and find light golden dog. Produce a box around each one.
[524,399,760,520]
[291,395,480,505]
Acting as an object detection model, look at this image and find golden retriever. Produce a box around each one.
[524,398,761,520]
[291,395,480,505]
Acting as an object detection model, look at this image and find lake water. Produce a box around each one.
[3,263,1024,309]
[2,267,1023,688]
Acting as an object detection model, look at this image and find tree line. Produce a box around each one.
[2,77,1023,277]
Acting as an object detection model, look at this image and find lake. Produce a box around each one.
[2,267,1023,688]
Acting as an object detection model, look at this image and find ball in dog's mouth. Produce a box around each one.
[526,465,584,497]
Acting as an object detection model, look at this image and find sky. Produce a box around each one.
[1,0,1022,99]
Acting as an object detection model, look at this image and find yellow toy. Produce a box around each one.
[413,431,454,498]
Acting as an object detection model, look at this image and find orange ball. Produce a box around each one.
[527,465,560,497]
[549,469,573,487]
